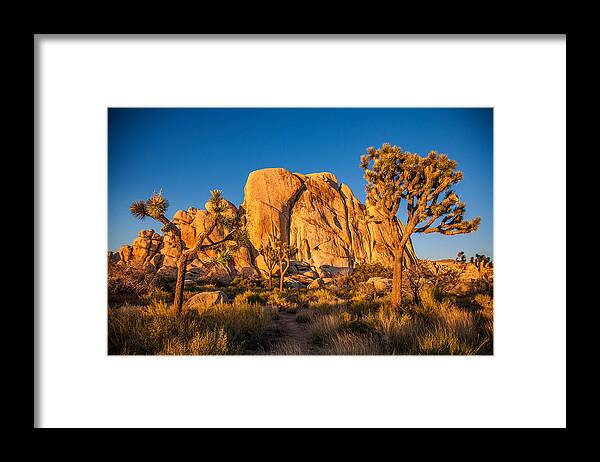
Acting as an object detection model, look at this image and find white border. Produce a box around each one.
[36,36,566,428]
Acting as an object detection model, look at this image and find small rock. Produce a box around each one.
[283,279,306,289]
[184,291,229,309]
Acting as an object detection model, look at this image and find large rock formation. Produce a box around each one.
[116,167,417,285]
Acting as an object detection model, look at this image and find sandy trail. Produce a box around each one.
[270,309,314,355]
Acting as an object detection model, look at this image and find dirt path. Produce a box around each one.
[270,308,314,355]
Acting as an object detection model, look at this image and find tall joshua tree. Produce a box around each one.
[275,240,297,292]
[257,239,279,290]
[130,190,244,313]
[360,143,481,310]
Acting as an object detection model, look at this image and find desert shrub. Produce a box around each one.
[419,285,446,308]
[267,290,300,308]
[234,289,268,306]
[183,282,203,292]
[346,318,375,335]
[314,288,344,304]
[352,282,376,301]
[230,275,264,289]
[107,262,171,306]
[473,293,493,312]
[469,279,493,297]
[348,263,393,287]
[305,289,346,314]
[141,287,172,304]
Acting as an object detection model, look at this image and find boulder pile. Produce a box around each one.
[115,167,418,287]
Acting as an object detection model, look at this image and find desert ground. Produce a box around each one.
[108,255,493,356]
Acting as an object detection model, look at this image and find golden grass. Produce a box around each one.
[109,284,493,356]
[108,300,276,355]
[270,340,306,355]
[312,286,493,355]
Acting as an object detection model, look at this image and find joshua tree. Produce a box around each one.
[257,239,279,290]
[276,241,297,292]
[361,144,481,310]
[202,248,235,280]
[456,251,467,264]
[130,189,244,313]
[470,253,493,280]
[269,239,297,291]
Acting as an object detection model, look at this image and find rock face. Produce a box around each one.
[116,167,417,284]
[244,168,417,270]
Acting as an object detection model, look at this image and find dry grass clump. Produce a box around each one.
[309,314,343,346]
[347,299,379,317]
[314,286,493,355]
[310,288,345,306]
[160,328,230,355]
[295,310,313,323]
[326,332,383,355]
[108,300,276,355]
[268,290,297,309]
[270,340,306,355]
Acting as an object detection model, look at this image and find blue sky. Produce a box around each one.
[108,108,493,260]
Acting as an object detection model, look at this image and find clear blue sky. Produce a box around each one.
[108,108,493,260]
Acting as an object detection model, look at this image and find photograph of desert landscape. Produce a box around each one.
[108,108,493,355]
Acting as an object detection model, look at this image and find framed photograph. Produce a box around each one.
[35,35,566,428]
[107,107,493,356]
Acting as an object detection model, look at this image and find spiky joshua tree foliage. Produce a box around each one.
[361,143,481,310]
[130,189,245,313]
[470,253,493,280]
[258,238,297,292]
[257,238,279,290]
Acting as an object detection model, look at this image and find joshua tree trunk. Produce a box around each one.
[391,245,404,311]
[279,259,290,292]
[268,266,276,290]
[173,255,187,314]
